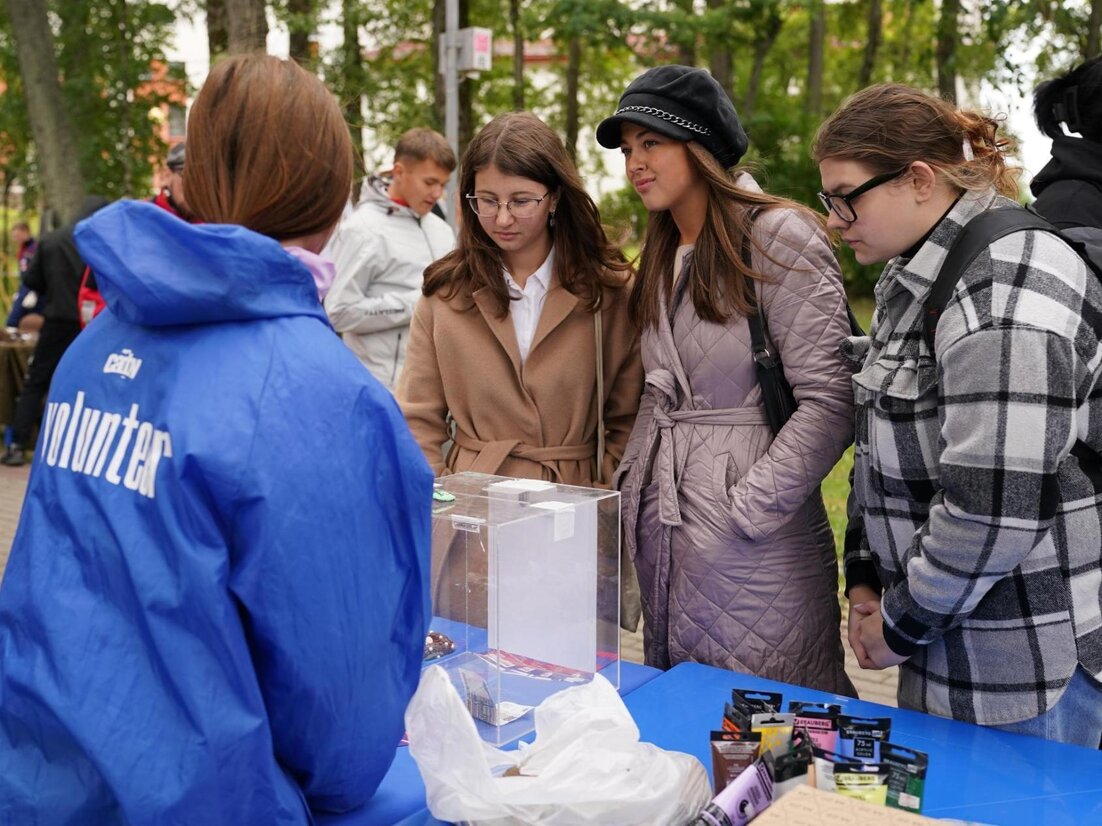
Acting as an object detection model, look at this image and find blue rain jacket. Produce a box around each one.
[0,201,432,824]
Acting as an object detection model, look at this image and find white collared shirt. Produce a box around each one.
[504,249,554,364]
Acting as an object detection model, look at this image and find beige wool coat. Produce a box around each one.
[398,273,645,631]
[397,274,643,486]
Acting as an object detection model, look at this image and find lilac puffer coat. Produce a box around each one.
[614,174,856,695]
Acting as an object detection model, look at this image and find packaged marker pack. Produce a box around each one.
[724,689,782,736]
[750,713,796,760]
[837,715,891,761]
[832,762,891,805]
[771,737,814,800]
[880,741,928,813]
[787,701,841,752]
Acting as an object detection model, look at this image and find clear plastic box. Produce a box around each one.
[425,472,621,744]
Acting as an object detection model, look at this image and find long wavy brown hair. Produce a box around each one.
[632,141,822,329]
[423,112,632,316]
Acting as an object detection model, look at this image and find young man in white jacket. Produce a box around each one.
[325,128,456,389]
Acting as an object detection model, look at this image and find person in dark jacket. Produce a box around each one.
[0,54,431,824]
[1031,56,1102,231]
[1,196,108,466]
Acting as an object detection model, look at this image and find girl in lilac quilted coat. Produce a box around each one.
[596,65,856,695]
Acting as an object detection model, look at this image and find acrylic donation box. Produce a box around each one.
[427,472,621,744]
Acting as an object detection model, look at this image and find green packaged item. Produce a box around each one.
[880,741,928,813]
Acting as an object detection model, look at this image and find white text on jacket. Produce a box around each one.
[103,349,142,379]
[39,391,173,499]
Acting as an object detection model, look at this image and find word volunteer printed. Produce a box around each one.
[39,391,173,499]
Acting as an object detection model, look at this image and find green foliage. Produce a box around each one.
[54,0,179,200]
[0,0,178,206]
[0,13,36,205]
[598,182,650,251]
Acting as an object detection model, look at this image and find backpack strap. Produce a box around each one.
[922,208,1059,353]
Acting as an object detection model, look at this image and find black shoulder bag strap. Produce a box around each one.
[922,208,1058,352]
[922,206,1102,481]
[743,215,797,435]
[744,217,865,435]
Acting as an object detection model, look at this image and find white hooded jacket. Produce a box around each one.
[324,177,454,388]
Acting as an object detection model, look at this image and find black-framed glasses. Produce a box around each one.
[466,193,549,219]
[817,167,908,223]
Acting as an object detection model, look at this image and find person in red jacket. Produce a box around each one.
[153,142,196,221]
[79,143,198,326]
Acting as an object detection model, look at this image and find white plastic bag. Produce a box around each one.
[407,665,711,825]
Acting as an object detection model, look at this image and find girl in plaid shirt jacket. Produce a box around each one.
[814,84,1102,747]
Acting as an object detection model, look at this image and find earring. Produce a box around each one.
[549,211,556,228]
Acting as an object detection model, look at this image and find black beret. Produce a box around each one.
[596,65,749,169]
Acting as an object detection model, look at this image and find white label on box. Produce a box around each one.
[451,514,484,532]
[531,501,574,540]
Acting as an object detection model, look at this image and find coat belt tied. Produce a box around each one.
[641,368,768,527]
[452,426,596,482]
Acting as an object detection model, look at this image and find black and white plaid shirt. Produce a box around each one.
[845,189,1102,725]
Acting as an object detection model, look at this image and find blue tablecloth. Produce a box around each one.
[625,662,1102,825]
[317,659,661,826]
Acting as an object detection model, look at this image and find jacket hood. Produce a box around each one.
[1031,136,1102,197]
[74,200,327,328]
[360,175,421,219]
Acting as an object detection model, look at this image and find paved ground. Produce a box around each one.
[0,463,896,705]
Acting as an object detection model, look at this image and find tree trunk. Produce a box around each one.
[1087,0,1102,61]
[4,0,86,224]
[288,0,316,67]
[511,0,523,110]
[743,4,783,118]
[858,0,881,88]
[804,0,825,118]
[706,0,732,101]
[207,0,229,59]
[433,0,445,132]
[673,0,696,66]
[458,0,474,159]
[936,0,960,104]
[564,37,581,162]
[226,0,267,55]
[1,173,10,270]
[341,0,365,201]
[897,0,916,76]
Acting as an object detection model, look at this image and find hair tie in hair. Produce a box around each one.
[962,137,975,161]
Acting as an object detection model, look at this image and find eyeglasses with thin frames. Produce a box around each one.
[818,167,908,224]
[466,193,550,219]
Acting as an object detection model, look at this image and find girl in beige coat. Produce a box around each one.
[397,113,644,624]
[397,112,642,487]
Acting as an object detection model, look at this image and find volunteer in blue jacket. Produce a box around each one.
[0,54,433,823]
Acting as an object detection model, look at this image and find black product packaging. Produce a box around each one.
[880,741,928,813]
[787,701,841,753]
[837,715,891,761]
[771,734,814,800]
